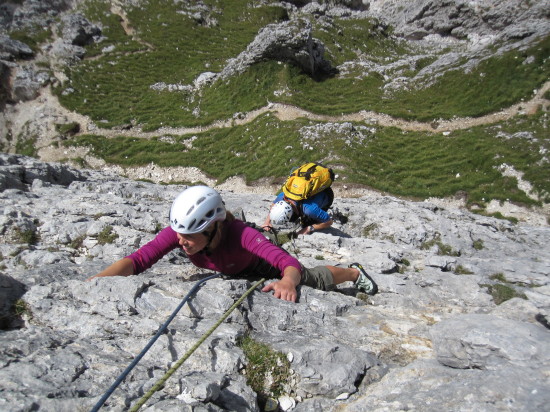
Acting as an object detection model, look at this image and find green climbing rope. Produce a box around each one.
[129,278,266,412]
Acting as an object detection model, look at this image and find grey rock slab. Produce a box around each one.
[1,154,549,411]
[431,314,550,370]
[341,358,550,412]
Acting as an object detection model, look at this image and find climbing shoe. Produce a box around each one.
[350,262,378,295]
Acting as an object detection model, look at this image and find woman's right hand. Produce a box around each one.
[261,266,301,302]
[86,258,135,281]
[261,278,297,302]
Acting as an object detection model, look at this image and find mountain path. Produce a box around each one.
[50,80,550,140]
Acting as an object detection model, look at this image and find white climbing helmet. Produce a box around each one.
[270,200,293,225]
[170,186,226,234]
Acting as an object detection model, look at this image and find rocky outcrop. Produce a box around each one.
[0,8,101,105]
[60,13,102,47]
[0,35,36,105]
[0,0,72,34]
[0,154,548,411]
[221,18,334,80]
[0,153,86,189]
[0,36,33,61]
[357,0,550,42]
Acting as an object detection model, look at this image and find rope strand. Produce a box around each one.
[129,277,266,412]
[89,273,221,412]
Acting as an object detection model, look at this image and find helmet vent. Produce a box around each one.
[186,205,195,216]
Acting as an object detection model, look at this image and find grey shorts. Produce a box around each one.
[240,260,335,291]
[300,265,335,291]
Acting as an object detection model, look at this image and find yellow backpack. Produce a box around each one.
[282,162,335,201]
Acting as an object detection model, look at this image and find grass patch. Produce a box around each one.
[13,299,32,319]
[454,265,474,275]
[472,239,484,250]
[63,113,318,182]
[69,234,87,249]
[362,223,379,238]
[420,235,460,256]
[341,122,547,207]
[397,258,411,274]
[388,36,550,121]
[483,272,528,304]
[97,225,118,245]
[55,122,81,136]
[14,228,39,245]
[55,0,289,129]
[1,298,33,329]
[484,283,527,305]
[472,210,520,224]
[8,26,53,54]
[312,17,406,65]
[233,29,546,120]
[489,273,507,283]
[15,135,38,158]
[272,231,294,246]
[238,334,290,408]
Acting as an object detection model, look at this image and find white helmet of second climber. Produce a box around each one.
[170,186,226,234]
[270,200,293,225]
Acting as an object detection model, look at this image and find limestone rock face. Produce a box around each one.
[0,154,548,411]
[362,0,550,41]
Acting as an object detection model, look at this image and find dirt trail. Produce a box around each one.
[15,69,546,143]
[70,79,550,139]
[110,2,155,50]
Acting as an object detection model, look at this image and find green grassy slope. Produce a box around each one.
[67,109,549,208]
[8,0,550,214]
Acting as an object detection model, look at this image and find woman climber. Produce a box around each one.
[87,185,378,301]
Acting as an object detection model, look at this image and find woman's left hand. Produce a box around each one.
[262,279,297,302]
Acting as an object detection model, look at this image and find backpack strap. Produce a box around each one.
[297,163,319,180]
[324,187,334,211]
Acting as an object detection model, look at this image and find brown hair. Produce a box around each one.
[203,210,235,252]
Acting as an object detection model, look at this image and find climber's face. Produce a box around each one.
[176,232,208,255]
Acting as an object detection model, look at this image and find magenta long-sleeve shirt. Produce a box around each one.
[126,220,302,277]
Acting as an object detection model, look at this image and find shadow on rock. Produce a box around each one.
[0,274,28,330]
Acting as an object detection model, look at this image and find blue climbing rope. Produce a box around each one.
[89,272,221,412]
